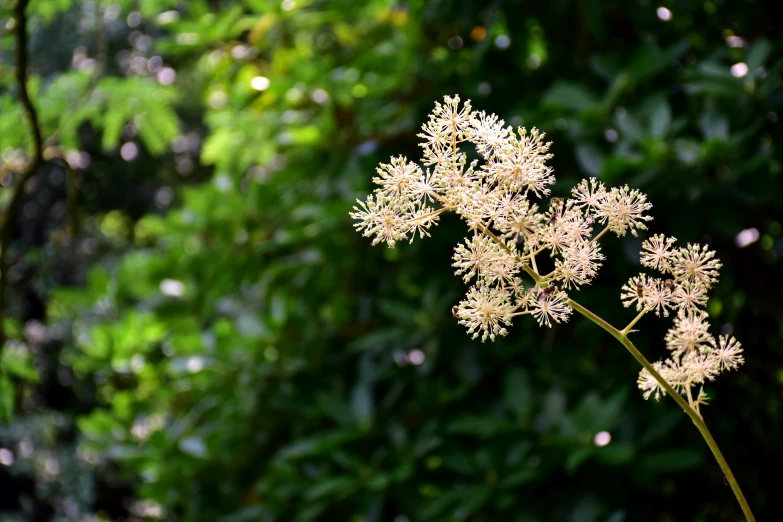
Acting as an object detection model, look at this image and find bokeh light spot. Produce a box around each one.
[0,448,13,466]
[656,7,672,21]
[735,228,759,247]
[471,26,487,42]
[251,76,271,91]
[408,349,425,366]
[731,62,749,78]
[494,35,510,49]
[157,67,176,85]
[448,36,463,50]
[594,431,611,446]
[120,142,138,161]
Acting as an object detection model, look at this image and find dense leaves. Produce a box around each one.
[1,0,781,521]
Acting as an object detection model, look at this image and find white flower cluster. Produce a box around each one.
[351,95,743,403]
[630,234,743,401]
[353,95,650,338]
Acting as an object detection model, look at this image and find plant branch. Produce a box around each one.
[529,250,539,273]
[565,297,756,522]
[476,223,515,257]
[591,224,610,243]
[621,307,649,335]
[685,384,700,416]
[0,0,43,357]
[521,265,542,284]
[466,208,752,521]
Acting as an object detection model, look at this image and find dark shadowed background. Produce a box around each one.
[0,0,781,521]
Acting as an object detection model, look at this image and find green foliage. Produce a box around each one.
[2,0,782,521]
[30,0,74,23]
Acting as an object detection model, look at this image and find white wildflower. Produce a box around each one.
[468,111,510,160]
[419,94,472,145]
[620,274,651,311]
[530,289,572,327]
[570,178,607,213]
[643,278,674,317]
[350,195,411,247]
[372,156,424,202]
[638,362,670,401]
[596,185,653,237]
[555,240,604,289]
[711,335,744,371]
[506,277,527,299]
[640,234,678,273]
[455,285,514,342]
[499,202,544,242]
[452,234,518,285]
[682,351,720,384]
[671,243,722,289]
[664,310,714,357]
[671,281,709,312]
[537,200,592,254]
[351,95,745,412]
[487,127,554,197]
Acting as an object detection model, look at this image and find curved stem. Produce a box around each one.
[420,189,753,519]
[566,297,756,522]
[431,198,753,519]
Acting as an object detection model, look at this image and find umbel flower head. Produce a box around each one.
[351,95,743,404]
[633,236,741,403]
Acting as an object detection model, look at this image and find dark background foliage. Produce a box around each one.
[0,0,781,521]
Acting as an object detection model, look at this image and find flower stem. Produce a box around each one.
[591,224,611,243]
[685,385,701,417]
[529,251,539,274]
[620,308,648,335]
[566,297,756,522]
[447,208,754,520]
[476,223,517,259]
[411,206,449,223]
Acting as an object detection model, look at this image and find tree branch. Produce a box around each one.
[0,0,44,357]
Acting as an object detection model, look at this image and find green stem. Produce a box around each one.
[685,385,700,417]
[620,308,648,335]
[522,265,542,284]
[566,297,756,522]
[591,224,611,243]
[411,206,449,223]
[431,200,753,519]
[529,250,539,274]
[476,223,517,260]
[426,150,753,519]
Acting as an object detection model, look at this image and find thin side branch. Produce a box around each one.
[0,0,44,356]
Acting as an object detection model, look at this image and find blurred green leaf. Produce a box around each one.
[0,375,14,421]
[1,346,39,383]
[575,144,605,176]
[746,38,771,71]
[649,98,672,138]
[639,449,703,474]
[543,83,598,112]
[504,367,533,421]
